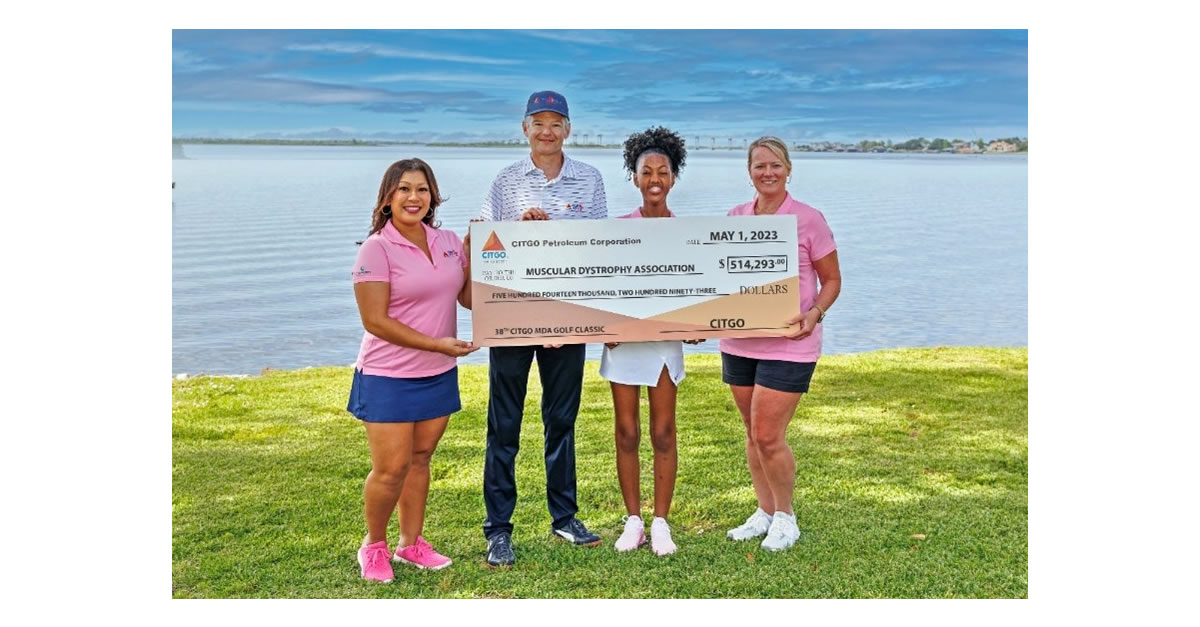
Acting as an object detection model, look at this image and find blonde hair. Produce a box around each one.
[746,136,792,174]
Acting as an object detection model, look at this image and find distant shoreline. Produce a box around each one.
[173,138,421,147]
[173,139,1027,155]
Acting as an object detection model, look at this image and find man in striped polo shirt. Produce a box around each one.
[480,90,607,567]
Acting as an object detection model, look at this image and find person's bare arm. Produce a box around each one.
[785,250,842,340]
[355,282,477,357]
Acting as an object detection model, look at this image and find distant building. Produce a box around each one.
[987,140,1018,153]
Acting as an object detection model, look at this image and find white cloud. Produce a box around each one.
[746,69,961,92]
[515,29,663,53]
[364,72,529,85]
[172,49,219,73]
[853,77,964,91]
[285,42,518,65]
[747,69,817,88]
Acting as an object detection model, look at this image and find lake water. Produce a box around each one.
[172,145,1027,376]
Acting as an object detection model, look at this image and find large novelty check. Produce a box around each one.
[469,215,801,346]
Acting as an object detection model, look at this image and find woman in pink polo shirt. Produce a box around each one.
[721,137,842,552]
[348,158,477,582]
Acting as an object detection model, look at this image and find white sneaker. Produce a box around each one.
[760,511,800,551]
[614,515,645,552]
[650,517,677,556]
[727,508,773,541]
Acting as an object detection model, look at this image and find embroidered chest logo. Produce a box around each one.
[565,202,584,212]
[443,250,459,258]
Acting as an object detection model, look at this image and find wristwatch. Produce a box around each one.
[813,304,826,323]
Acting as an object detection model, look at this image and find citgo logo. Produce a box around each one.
[481,231,507,260]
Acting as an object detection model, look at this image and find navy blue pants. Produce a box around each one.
[483,344,585,539]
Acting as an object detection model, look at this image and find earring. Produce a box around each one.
[787,176,792,184]
[382,205,392,217]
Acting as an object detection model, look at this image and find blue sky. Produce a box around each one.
[172,29,1027,143]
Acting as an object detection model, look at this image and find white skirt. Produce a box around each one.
[599,341,685,387]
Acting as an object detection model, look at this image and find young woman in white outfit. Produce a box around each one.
[601,127,700,556]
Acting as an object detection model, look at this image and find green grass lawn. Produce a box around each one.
[172,347,1027,598]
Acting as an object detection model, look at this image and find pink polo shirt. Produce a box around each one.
[351,220,467,378]
[621,207,674,219]
[719,193,837,363]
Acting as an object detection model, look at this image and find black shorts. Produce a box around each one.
[720,352,816,394]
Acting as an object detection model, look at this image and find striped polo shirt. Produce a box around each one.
[480,153,608,221]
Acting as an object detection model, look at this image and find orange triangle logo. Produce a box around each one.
[482,231,506,251]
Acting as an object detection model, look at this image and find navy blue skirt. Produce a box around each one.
[347,367,461,423]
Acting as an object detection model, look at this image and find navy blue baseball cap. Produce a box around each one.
[525,90,569,119]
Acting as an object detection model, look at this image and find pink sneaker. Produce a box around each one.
[357,540,394,583]
[650,517,677,556]
[393,536,452,570]
[614,515,646,552]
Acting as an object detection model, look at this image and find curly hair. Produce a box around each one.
[622,126,687,179]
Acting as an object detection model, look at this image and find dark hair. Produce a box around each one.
[367,158,446,236]
[622,126,687,179]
